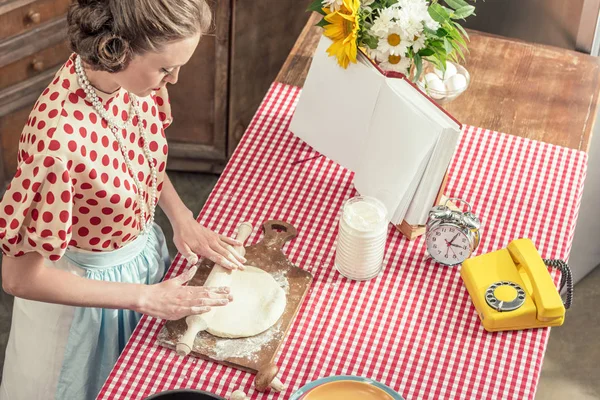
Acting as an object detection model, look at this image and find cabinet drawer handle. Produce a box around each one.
[27,10,41,24]
[31,60,45,71]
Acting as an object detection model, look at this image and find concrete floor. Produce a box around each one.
[0,170,598,399]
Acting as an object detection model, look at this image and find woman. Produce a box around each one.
[0,1,245,399]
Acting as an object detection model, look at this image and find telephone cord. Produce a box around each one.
[543,259,573,309]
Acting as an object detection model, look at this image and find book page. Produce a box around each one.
[353,82,439,222]
[288,36,385,172]
[403,126,461,225]
[386,77,461,131]
[385,78,461,225]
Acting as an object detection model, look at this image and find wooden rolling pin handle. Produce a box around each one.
[254,363,286,392]
[232,222,253,256]
[175,315,207,356]
[270,377,287,392]
[229,389,249,400]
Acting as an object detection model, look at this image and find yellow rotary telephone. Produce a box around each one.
[461,238,573,332]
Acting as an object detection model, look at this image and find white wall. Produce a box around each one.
[569,111,600,285]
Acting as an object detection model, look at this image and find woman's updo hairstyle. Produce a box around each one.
[67,0,212,73]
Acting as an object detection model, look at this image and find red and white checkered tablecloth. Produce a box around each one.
[98,82,587,400]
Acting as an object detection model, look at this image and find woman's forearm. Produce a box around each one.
[2,251,145,311]
[2,250,233,321]
[158,173,194,224]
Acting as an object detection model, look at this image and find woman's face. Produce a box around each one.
[113,33,201,97]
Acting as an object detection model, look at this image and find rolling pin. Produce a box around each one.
[175,222,253,356]
[255,363,287,393]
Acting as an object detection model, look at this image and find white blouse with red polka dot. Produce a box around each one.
[0,54,171,261]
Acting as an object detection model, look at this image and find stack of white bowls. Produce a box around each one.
[334,196,388,281]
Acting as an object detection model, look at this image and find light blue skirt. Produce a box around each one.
[0,223,170,400]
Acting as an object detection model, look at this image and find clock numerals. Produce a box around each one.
[426,200,480,265]
[426,224,472,265]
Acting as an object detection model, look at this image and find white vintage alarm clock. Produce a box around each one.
[425,198,481,266]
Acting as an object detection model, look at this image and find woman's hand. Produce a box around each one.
[171,211,247,270]
[137,266,233,320]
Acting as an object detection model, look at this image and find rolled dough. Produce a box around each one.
[207,266,286,339]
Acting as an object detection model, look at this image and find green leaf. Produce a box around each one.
[362,34,379,49]
[441,5,454,14]
[307,0,326,16]
[452,5,475,19]
[431,46,448,72]
[443,37,454,54]
[454,21,470,40]
[428,3,450,23]
[429,40,446,51]
[413,53,423,83]
[450,40,466,61]
[444,0,469,10]
[436,28,449,37]
[448,26,468,47]
[418,48,435,56]
[424,27,439,36]
[316,18,330,27]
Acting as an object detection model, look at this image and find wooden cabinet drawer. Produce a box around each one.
[0,40,70,91]
[0,0,71,41]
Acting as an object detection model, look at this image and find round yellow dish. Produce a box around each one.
[302,380,395,400]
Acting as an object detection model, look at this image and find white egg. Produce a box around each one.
[445,73,468,93]
[427,78,446,99]
[434,62,457,80]
[424,72,440,85]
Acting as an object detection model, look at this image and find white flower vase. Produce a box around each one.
[414,60,470,105]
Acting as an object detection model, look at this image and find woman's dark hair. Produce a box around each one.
[67,0,212,72]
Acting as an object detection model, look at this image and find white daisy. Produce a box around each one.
[375,6,399,29]
[365,47,387,64]
[411,33,426,52]
[399,4,428,36]
[397,0,439,31]
[323,0,343,12]
[375,25,412,57]
[380,52,412,74]
[365,0,435,74]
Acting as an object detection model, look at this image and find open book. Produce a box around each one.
[289,36,462,226]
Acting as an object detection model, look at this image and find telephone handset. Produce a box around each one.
[461,238,573,332]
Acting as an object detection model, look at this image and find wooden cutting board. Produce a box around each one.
[157,220,313,375]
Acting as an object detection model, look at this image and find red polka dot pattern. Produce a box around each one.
[0,54,170,260]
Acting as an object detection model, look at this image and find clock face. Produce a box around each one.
[426,223,471,265]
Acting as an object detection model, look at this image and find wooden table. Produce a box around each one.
[277,13,600,152]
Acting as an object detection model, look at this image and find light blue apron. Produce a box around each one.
[55,223,170,399]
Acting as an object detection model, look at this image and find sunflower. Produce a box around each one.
[323,0,360,68]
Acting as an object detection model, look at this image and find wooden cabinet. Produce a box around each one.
[167,0,311,173]
[0,0,310,186]
[0,0,72,186]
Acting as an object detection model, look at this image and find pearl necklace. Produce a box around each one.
[75,55,158,235]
